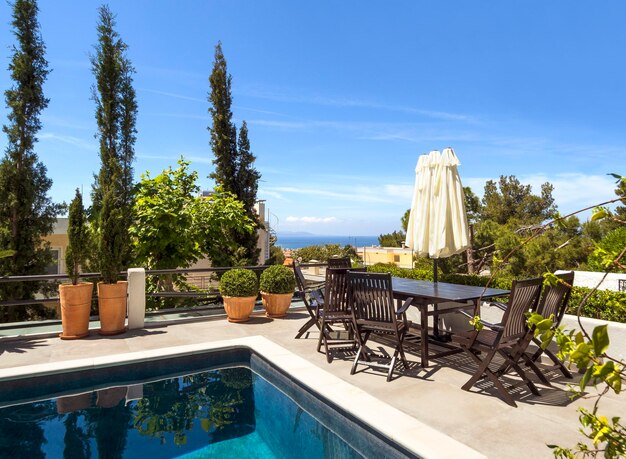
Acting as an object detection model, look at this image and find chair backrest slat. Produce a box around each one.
[327,257,351,269]
[537,271,575,325]
[348,272,396,325]
[324,267,366,314]
[293,263,307,293]
[501,277,543,340]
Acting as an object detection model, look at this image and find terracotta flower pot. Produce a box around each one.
[97,281,128,336]
[59,282,93,340]
[56,391,93,414]
[261,292,294,318]
[96,386,128,408]
[223,296,256,323]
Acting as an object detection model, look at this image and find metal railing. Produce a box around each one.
[0,263,329,328]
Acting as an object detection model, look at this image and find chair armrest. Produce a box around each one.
[488,301,508,311]
[309,289,324,307]
[396,297,414,315]
[480,320,503,331]
[456,309,503,331]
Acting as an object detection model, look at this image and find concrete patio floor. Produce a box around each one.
[1,309,623,459]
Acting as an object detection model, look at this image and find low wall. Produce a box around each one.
[559,270,626,292]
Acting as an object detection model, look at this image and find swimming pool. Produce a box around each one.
[0,347,416,458]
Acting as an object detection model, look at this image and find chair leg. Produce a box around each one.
[351,327,368,375]
[505,357,541,396]
[386,354,397,382]
[461,347,498,391]
[295,317,317,339]
[317,318,325,354]
[519,353,552,387]
[543,348,573,379]
[531,338,572,379]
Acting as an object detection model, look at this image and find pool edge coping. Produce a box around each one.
[0,335,487,459]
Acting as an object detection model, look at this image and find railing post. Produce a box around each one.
[127,268,145,329]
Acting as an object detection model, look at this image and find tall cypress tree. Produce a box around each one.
[0,0,63,321]
[90,5,137,280]
[208,43,261,265]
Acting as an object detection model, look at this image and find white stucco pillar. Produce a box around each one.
[127,267,145,329]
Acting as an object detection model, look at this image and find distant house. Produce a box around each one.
[42,218,68,275]
[356,246,413,269]
[44,200,270,275]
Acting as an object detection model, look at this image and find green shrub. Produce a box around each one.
[567,287,626,323]
[219,269,259,297]
[260,265,296,294]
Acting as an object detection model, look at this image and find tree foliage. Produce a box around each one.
[481,175,556,225]
[90,5,137,282]
[130,159,254,276]
[293,244,360,263]
[65,189,90,285]
[0,0,63,321]
[378,209,410,247]
[208,42,261,265]
[378,231,405,248]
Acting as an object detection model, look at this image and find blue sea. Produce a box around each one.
[276,235,379,249]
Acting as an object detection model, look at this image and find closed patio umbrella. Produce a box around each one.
[405,147,469,282]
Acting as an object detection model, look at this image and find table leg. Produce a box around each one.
[433,303,439,338]
[420,304,428,367]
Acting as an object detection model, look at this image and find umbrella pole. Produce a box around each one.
[433,258,438,283]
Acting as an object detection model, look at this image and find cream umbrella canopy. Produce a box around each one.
[404,148,470,281]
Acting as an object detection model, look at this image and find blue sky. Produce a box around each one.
[0,1,624,236]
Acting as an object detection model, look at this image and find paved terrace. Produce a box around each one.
[1,309,623,459]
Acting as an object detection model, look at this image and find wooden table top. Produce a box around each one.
[391,277,510,304]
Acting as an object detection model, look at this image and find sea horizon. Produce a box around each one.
[276,235,379,249]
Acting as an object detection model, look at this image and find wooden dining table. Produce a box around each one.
[391,277,510,367]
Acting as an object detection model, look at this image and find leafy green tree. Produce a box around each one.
[208,42,261,265]
[378,231,405,247]
[587,227,626,273]
[266,245,286,265]
[90,5,137,280]
[464,186,483,225]
[401,208,410,232]
[294,244,360,263]
[0,0,63,322]
[481,175,556,225]
[131,160,203,273]
[379,209,410,247]
[130,159,254,286]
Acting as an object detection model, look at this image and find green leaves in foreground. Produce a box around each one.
[529,313,625,458]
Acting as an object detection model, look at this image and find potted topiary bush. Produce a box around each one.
[59,189,93,339]
[260,265,296,318]
[219,268,259,323]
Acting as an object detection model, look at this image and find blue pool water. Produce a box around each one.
[0,349,417,458]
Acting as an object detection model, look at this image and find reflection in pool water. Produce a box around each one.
[0,367,364,458]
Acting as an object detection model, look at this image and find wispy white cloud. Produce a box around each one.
[42,115,90,131]
[463,173,619,218]
[384,184,413,199]
[147,112,209,121]
[39,132,96,151]
[258,189,287,200]
[239,86,476,123]
[286,216,338,223]
[139,88,205,103]
[266,186,392,203]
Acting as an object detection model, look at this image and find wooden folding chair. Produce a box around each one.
[293,262,325,339]
[529,271,575,378]
[317,267,366,362]
[348,271,414,382]
[452,277,543,406]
